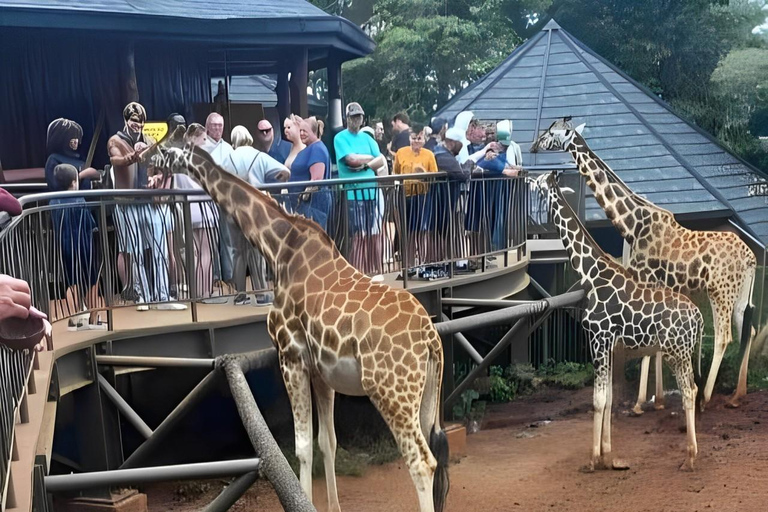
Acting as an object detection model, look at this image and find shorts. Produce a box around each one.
[348,200,380,236]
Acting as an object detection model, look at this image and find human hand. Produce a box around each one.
[0,274,32,321]
[134,142,149,152]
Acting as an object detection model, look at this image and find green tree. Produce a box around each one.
[340,0,524,122]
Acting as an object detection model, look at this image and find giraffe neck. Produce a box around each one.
[547,176,606,289]
[183,148,298,269]
[565,133,649,245]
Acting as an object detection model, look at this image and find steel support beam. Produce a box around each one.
[441,298,541,309]
[435,290,584,337]
[202,471,259,512]
[45,458,261,493]
[440,314,483,365]
[444,307,557,408]
[120,370,218,469]
[97,374,153,440]
[96,355,215,369]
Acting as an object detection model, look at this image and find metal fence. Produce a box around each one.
[0,171,531,325]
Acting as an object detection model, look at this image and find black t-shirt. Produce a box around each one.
[390,129,411,153]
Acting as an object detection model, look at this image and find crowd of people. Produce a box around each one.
[0,98,527,331]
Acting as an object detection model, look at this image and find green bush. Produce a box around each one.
[489,366,517,402]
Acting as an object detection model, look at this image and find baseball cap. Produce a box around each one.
[346,102,365,117]
[430,116,448,133]
[496,120,514,145]
[444,127,466,144]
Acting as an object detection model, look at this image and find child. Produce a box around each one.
[50,164,106,330]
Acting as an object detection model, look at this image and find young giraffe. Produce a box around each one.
[531,119,757,411]
[538,171,703,471]
[151,128,449,512]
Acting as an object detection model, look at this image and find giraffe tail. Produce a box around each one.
[422,353,449,512]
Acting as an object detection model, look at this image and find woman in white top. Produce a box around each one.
[282,114,305,170]
[219,126,289,305]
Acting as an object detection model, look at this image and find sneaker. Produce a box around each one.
[234,293,251,306]
[201,297,229,305]
[254,292,274,306]
[136,304,150,312]
[154,303,188,311]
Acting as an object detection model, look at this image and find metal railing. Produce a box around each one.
[1,346,34,508]
[0,171,535,325]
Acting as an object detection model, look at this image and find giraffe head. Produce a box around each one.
[526,171,575,201]
[530,117,585,153]
[150,125,196,181]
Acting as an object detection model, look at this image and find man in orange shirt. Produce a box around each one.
[392,124,438,268]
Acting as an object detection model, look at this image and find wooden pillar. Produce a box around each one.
[123,43,139,104]
[276,68,290,123]
[289,48,308,117]
[327,52,343,134]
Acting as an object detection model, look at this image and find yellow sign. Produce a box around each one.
[143,122,168,143]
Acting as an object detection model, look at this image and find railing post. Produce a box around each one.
[398,180,409,288]
[98,200,115,330]
[182,198,198,322]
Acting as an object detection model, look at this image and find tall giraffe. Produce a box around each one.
[531,119,757,411]
[539,171,703,471]
[151,128,449,512]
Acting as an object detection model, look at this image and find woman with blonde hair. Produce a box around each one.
[282,114,306,169]
[219,125,290,305]
[289,116,332,231]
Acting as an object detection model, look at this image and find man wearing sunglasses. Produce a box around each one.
[254,119,291,164]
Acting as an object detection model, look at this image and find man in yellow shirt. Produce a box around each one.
[393,124,438,268]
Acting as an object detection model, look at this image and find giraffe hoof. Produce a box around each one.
[654,403,665,411]
[630,405,645,416]
[579,464,596,474]
[679,460,695,472]
[612,459,630,471]
[725,400,741,409]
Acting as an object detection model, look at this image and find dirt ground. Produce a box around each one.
[145,387,768,512]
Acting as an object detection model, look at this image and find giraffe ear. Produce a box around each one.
[574,123,586,135]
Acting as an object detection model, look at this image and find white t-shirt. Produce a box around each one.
[201,137,234,167]
[222,146,289,186]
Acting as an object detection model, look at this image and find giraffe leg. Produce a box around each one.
[363,376,438,511]
[654,352,665,410]
[702,296,733,408]
[668,354,698,471]
[728,266,756,408]
[279,356,314,503]
[632,355,650,415]
[312,375,341,512]
[584,364,609,472]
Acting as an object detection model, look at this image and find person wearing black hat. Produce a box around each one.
[424,116,447,152]
[44,118,101,192]
[167,113,187,134]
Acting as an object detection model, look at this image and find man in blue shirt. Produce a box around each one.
[334,102,388,273]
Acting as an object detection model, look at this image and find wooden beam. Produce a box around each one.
[289,48,308,117]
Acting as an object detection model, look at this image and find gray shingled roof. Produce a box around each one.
[436,19,768,246]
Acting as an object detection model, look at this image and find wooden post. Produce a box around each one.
[289,48,309,117]
[327,52,343,134]
[123,43,139,104]
[276,68,290,123]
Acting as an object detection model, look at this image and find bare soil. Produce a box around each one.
[145,387,768,512]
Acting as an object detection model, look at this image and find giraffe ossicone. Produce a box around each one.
[532,118,757,411]
[151,126,450,512]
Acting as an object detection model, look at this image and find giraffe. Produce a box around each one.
[531,118,757,411]
[148,127,449,512]
[538,171,703,471]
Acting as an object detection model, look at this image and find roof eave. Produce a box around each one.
[0,7,375,59]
